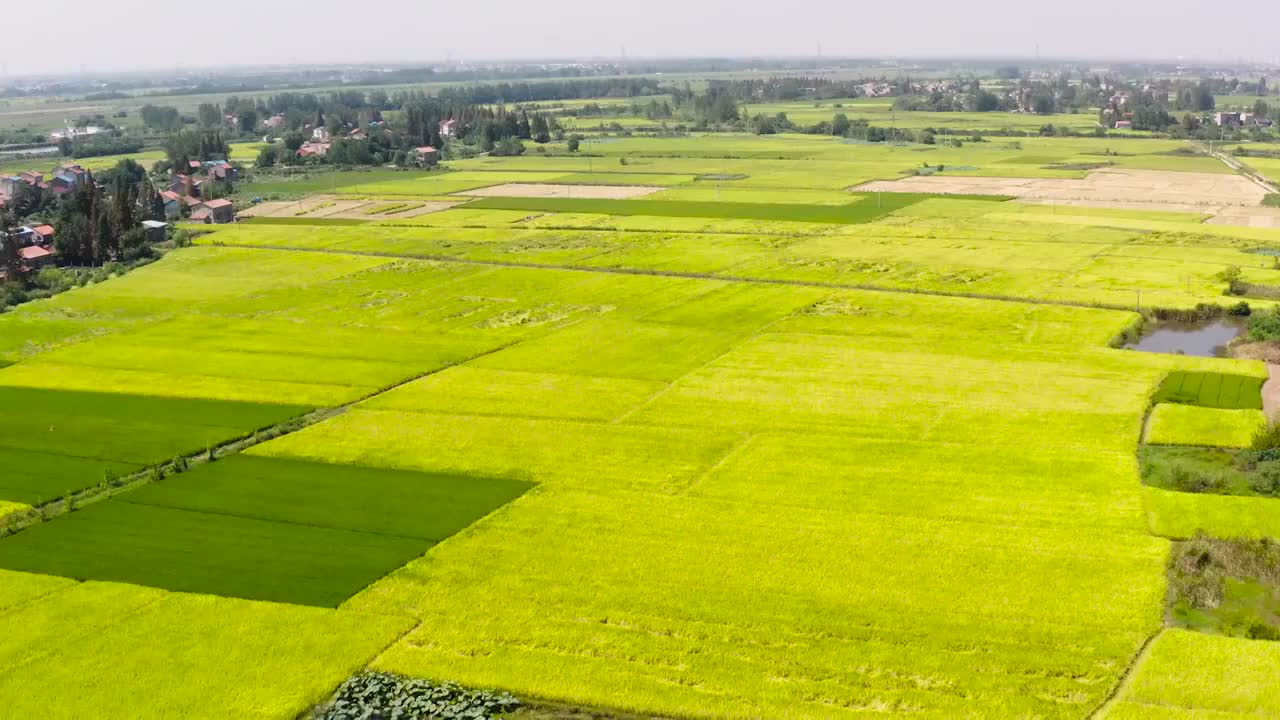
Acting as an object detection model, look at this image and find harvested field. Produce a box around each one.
[457,183,664,199]
[1206,206,1280,229]
[237,196,458,221]
[855,168,1267,208]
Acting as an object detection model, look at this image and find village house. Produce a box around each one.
[0,176,22,198]
[205,160,238,182]
[438,118,459,138]
[48,126,105,142]
[414,146,440,166]
[19,244,55,269]
[263,114,286,129]
[167,174,203,198]
[49,164,88,195]
[141,220,169,243]
[1215,111,1243,127]
[1114,120,1133,130]
[312,127,331,143]
[296,141,330,158]
[348,128,368,141]
[2,222,57,270]
[188,198,235,224]
[159,190,184,219]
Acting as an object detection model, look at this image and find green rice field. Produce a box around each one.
[1,129,1279,718]
[1144,403,1265,448]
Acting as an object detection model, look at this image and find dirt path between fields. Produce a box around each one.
[1262,364,1280,420]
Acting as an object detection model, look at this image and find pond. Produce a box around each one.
[1126,318,1246,358]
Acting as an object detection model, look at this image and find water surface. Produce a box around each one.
[1126,318,1245,358]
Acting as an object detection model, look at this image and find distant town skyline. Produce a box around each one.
[6,0,1279,77]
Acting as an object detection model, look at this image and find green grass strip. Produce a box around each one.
[466,192,1008,225]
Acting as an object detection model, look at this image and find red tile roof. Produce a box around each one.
[160,190,181,202]
[32,225,54,237]
[19,245,53,260]
[204,199,233,209]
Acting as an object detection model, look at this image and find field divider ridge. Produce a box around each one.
[1088,627,1163,719]
[610,298,810,425]
[0,340,525,539]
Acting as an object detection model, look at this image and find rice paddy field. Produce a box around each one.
[3,130,1280,718]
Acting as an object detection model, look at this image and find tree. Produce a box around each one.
[140,180,165,222]
[492,137,526,156]
[255,145,280,168]
[0,206,23,283]
[1032,95,1055,115]
[236,108,259,133]
[140,104,181,131]
[832,113,851,136]
[975,91,1001,112]
[1254,100,1270,120]
[566,137,581,153]
[7,182,47,218]
[197,103,222,128]
[531,114,550,144]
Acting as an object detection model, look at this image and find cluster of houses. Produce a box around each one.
[48,125,107,143]
[2,223,57,270]
[1214,111,1274,128]
[0,163,90,205]
[288,118,455,165]
[161,160,238,224]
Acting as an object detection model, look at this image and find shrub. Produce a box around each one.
[1229,301,1253,316]
[1252,421,1280,451]
[1250,461,1280,496]
[1168,465,1228,494]
[1237,448,1280,468]
[1248,306,1280,342]
[1216,265,1244,284]
[314,672,520,720]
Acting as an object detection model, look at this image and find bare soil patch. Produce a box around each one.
[1207,207,1280,229]
[236,195,456,220]
[854,169,1267,208]
[458,183,663,199]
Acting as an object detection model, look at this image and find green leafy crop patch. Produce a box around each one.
[1151,371,1265,410]
[0,456,533,606]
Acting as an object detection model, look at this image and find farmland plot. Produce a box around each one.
[253,282,1175,718]
[0,386,309,504]
[0,456,532,606]
[3,129,1280,719]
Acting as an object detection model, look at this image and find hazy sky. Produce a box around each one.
[7,0,1278,76]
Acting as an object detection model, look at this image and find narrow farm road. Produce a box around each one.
[1198,141,1279,195]
[1263,364,1280,420]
